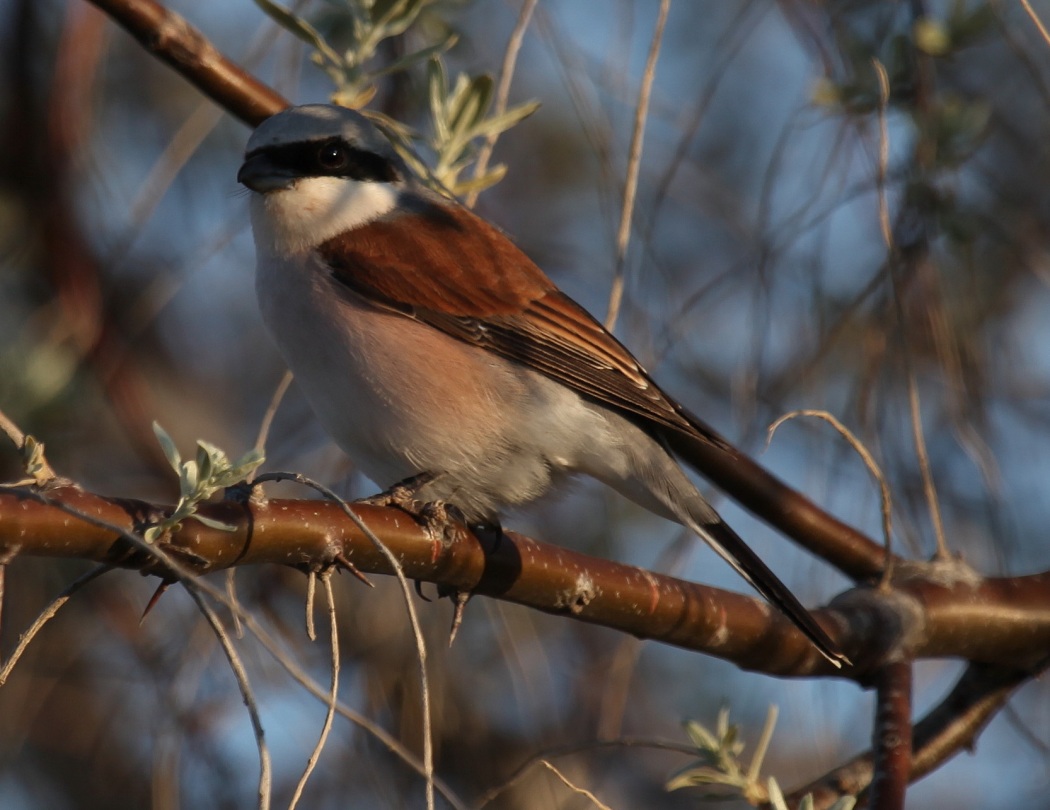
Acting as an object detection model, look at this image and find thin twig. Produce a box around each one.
[2,487,466,809]
[183,586,273,810]
[477,737,697,807]
[305,570,317,641]
[225,568,244,638]
[872,60,893,255]
[541,762,614,810]
[253,471,435,810]
[0,564,111,686]
[768,410,894,585]
[288,571,340,810]
[0,544,20,661]
[0,406,57,483]
[0,408,27,450]
[604,0,671,331]
[1021,0,1050,48]
[745,705,779,785]
[464,0,538,209]
[251,370,294,479]
[222,578,469,810]
[872,58,948,560]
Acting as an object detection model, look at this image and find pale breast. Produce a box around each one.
[255,250,579,510]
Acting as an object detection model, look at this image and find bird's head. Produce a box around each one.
[238,104,412,255]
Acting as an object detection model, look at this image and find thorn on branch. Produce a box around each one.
[448,590,471,646]
[141,578,174,622]
[334,552,373,588]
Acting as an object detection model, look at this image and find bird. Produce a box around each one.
[237,103,846,666]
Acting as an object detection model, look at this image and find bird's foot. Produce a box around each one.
[357,471,438,513]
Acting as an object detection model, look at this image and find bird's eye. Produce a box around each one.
[317,141,349,171]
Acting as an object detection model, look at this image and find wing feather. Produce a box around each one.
[319,198,721,445]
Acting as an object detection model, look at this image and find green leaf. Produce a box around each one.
[428,59,450,140]
[447,73,480,134]
[233,447,266,473]
[449,164,508,197]
[153,422,181,471]
[180,460,198,497]
[684,719,719,751]
[666,765,742,791]
[191,514,237,532]
[195,445,214,488]
[470,100,541,139]
[465,75,495,130]
[370,33,457,81]
[768,777,788,810]
[253,0,343,68]
[374,0,424,39]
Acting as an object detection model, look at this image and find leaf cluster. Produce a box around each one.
[667,708,856,810]
[253,0,539,198]
[146,423,264,542]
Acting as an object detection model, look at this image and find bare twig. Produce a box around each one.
[222,577,470,810]
[787,661,1043,807]
[0,486,468,808]
[252,370,294,477]
[0,407,58,485]
[252,471,435,810]
[0,409,27,451]
[305,569,317,641]
[225,568,244,638]
[1021,0,1050,49]
[746,705,779,786]
[541,761,614,810]
[183,586,272,810]
[477,737,697,807]
[464,0,538,209]
[288,571,340,810]
[0,565,111,685]
[604,0,671,331]
[768,410,894,584]
[872,58,948,560]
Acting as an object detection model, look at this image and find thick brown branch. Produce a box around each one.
[4,486,1050,680]
[0,485,848,677]
[86,0,288,126]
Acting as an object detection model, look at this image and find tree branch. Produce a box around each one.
[87,0,288,126]
[4,485,1050,680]
[786,660,1046,809]
[0,484,842,676]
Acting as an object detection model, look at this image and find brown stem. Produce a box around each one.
[787,661,1044,808]
[0,485,849,677]
[867,661,913,810]
[86,0,288,126]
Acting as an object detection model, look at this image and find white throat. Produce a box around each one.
[249,176,399,256]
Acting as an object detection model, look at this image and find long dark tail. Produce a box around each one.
[684,511,848,667]
[657,413,849,667]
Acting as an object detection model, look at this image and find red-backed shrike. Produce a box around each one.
[238,104,845,665]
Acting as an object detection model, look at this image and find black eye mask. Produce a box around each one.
[245,139,400,183]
